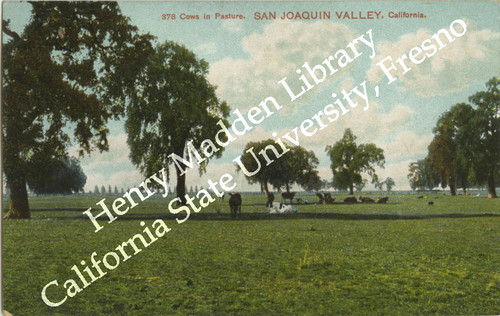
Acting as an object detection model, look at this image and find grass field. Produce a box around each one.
[2,193,499,315]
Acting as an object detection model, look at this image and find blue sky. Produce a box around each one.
[3,1,500,192]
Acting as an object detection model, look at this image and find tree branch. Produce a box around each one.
[2,23,21,41]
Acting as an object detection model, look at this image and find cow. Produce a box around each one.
[228,192,242,219]
[376,197,389,204]
[316,193,325,204]
[344,196,358,203]
[428,201,434,205]
[324,193,335,204]
[269,202,297,214]
[281,192,295,203]
[266,193,275,207]
[359,196,375,203]
[219,192,225,201]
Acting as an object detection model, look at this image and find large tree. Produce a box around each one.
[2,2,152,218]
[239,140,321,193]
[468,77,499,198]
[325,128,385,195]
[126,41,230,205]
[27,157,86,195]
[428,103,475,195]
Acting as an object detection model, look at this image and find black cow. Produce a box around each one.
[282,192,295,203]
[266,193,275,207]
[344,196,358,203]
[376,197,389,204]
[228,192,242,219]
[325,193,335,204]
[359,196,375,203]
[316,193,325,204]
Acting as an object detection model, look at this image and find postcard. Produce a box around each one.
[2,1,499,314]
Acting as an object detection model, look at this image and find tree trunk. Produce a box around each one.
[349,183,354,195]
[285,182,290,194]
[449,175,457,196]
[176,167,187,205]
[262,181,269,195]
[487,173,497,198]
[4,175,30,219]
[462,186,467,195]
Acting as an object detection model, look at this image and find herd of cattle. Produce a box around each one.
[267,192,389,205]
[226,192,389,218]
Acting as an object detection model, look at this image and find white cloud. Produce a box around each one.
[288,102,413,152]
[380,131,433,161]
[368,22,500,97]
[208,20,364,113]
[216,101,413,164]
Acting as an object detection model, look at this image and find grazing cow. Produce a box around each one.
[324,193,335,204]
[266,193,275,207]
[228,193,242,219]
[376,197,389,204]
[281,192,295,203]
[417,195,424,199]
[344,196,358,203]
[316,193,325,204]
[428,201,434,205]
[359,196,375,203]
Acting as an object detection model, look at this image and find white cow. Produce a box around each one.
[268,202,297,214]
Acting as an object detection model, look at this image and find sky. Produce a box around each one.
[3,1,500,193]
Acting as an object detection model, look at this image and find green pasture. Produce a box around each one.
[2,193,499,315]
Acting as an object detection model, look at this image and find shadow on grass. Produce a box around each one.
[24,210,500,221]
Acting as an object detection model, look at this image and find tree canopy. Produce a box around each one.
[283,146,321,192]
[325,129,385,195]
[125,41,230,204]
[239,140,321,193]
[2,1,152,218]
